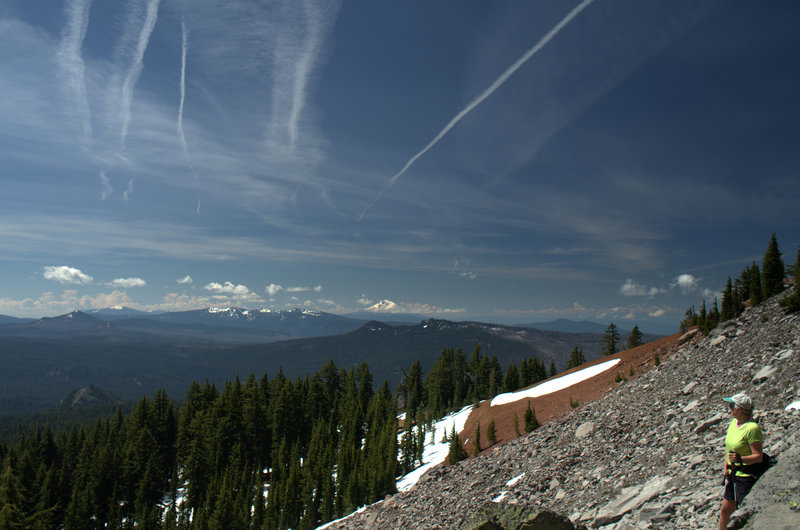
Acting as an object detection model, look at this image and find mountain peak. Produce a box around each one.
[365,299,399,313]
[60,385,121,408]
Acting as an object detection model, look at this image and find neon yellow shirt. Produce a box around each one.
[725,418,763,477]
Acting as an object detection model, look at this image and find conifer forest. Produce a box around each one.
[0,346,551,529]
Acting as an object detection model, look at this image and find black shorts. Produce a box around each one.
[723,474,756,504]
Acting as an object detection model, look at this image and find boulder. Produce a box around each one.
[592,476,673,527]
[752,365,777,384]
[575,422,595,440]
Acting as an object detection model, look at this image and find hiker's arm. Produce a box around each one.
[744,441,763,464]
[728,441,762,465]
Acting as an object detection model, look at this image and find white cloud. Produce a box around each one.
[620,279,661,297]
[672,273,698,295]
[204,281,263,303]
[205,281,253,296]
[0,289,139,317]
[649,309,666,318]
[80,290,136,309]
[266,283,283,296]
[452,258,477,280]
[284,285,323,293]
[702,288,721,302]
[620,278,646,296]
[43,265,93,285]
[357,295,373,306]
[153,292,210,312]
[177,275,193,284]
[108,277,146,288]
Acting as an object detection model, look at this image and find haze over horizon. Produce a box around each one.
[1,0,798,333]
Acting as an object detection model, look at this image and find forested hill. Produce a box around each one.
[0,337,569,528]
[0,319,613,417]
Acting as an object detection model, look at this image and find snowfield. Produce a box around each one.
[490,358,621,406]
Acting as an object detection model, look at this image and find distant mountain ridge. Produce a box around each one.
[0,314,618,416]
[0,307,368,343]
[0,314,36,325]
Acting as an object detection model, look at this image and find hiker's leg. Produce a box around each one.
[719,498,736,529]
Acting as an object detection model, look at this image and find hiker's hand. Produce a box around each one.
[729,452,740,464]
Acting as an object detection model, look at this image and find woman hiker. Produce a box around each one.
[719,392,763,530]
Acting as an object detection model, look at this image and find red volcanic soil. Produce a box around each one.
[459,329,699,459]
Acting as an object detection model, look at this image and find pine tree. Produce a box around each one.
[467,344,489,401]
[780,247,800,313]
[424,348,456,415]
[710,299,721,329]
[626,325,643,349]
[748,263,763,307]
[513,414,520,437]
[566,346,585,370]
[0,457,27,529]
[452,347,469,408]
[487,420,497,446]
[680,305,697,331]
[762,232,785,299]
[548,361,557,378]
[473,422,481,456]
[404,361,424,419]
[503,363,520,393]
[488,356,502,398]
[721,277,735,321]
[601,323,619,356]
[698,300,711,335]
[523,401,539,432]
[447,426,467,465]
[532,357,547,383]
[399,426,416,475]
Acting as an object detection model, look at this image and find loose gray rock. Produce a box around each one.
[751,364,777,384]
[575,422,595,440]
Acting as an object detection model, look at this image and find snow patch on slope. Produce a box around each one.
[490,359,621,406]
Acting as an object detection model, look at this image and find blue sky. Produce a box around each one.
[1,0,798,333]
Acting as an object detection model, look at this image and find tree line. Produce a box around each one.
[395,345,554,471]
[396,345,556,421]
[680,233,800,334]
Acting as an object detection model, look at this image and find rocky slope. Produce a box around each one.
[326,291,800,529]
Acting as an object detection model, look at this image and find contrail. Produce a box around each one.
[358,0,595,221]
[123,177,135,206]
[266,0,340,152]
[99,169,112,200]
[286,0,327,149]
[119,0,161,150]
[177,21,200,185]
[57,0,93,146]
